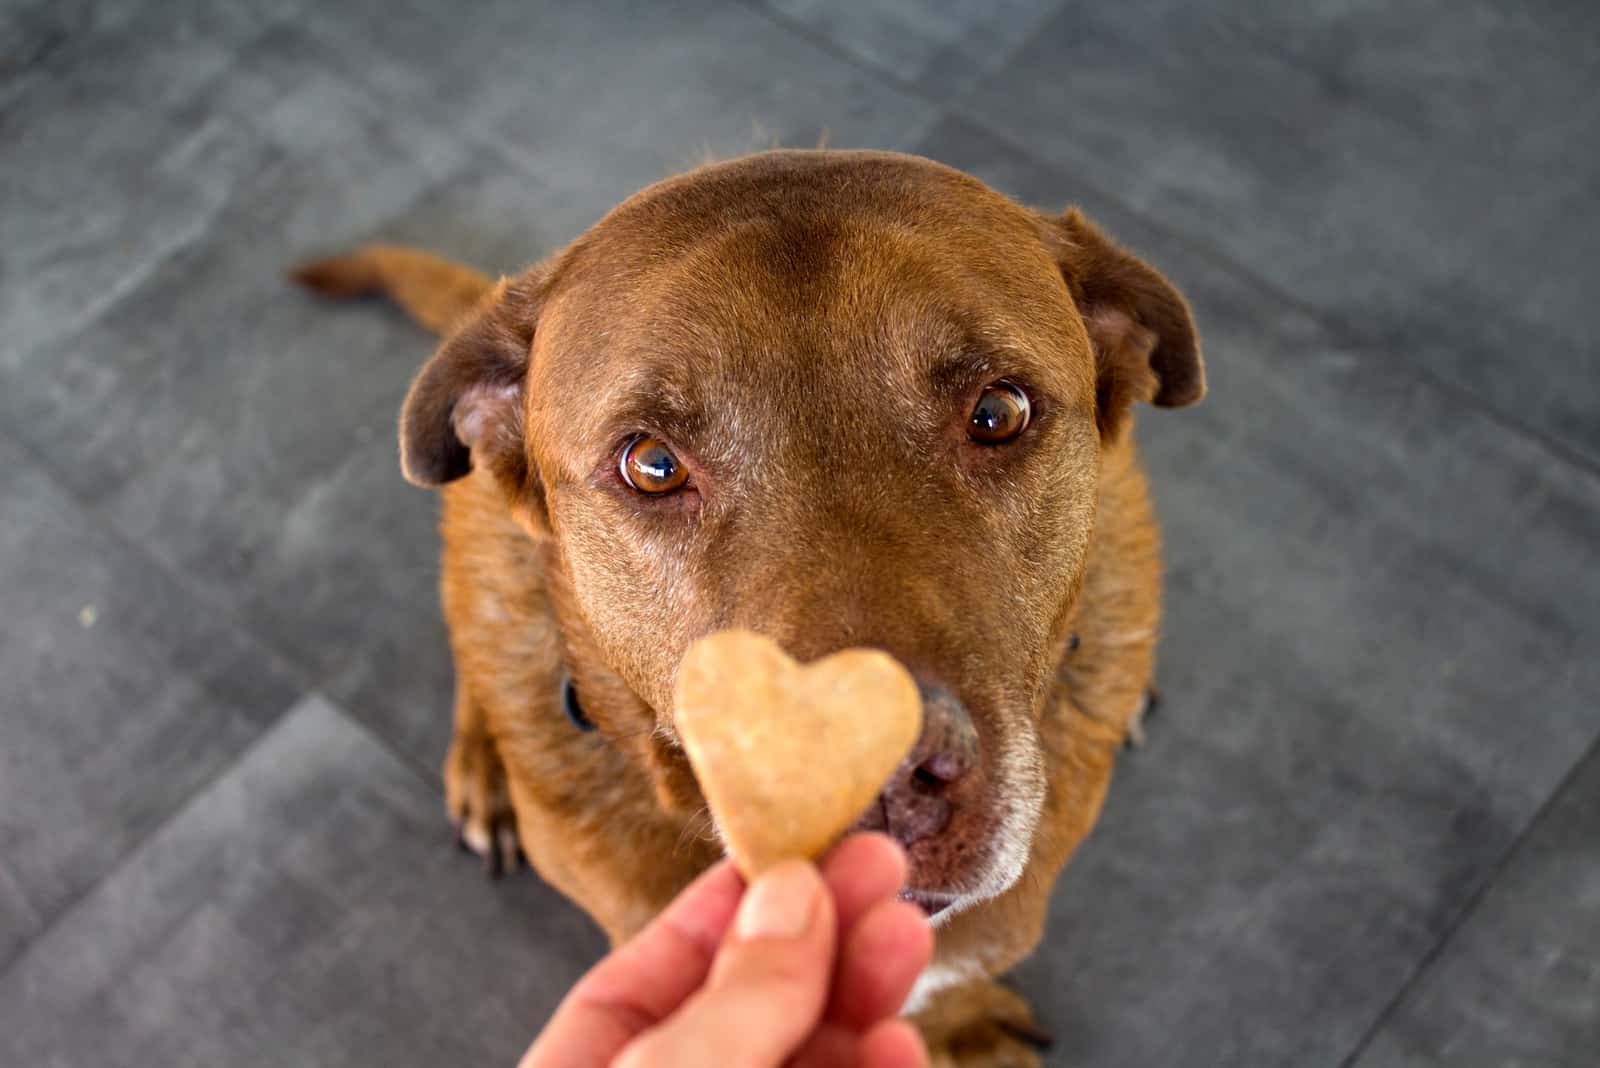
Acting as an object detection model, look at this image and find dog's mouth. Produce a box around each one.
[844,716,1039,924]
[898,887,959,919]
[849,794,995,922]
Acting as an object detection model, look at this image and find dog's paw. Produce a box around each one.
[936,1022,1049,1068]
[443,731,524,878]
[917,980,1052,1068]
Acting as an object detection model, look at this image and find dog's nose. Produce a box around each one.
[855,681,980,848]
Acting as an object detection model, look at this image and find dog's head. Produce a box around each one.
[401,151,1202,919]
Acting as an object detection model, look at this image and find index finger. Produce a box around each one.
[519,860,745,1068]
[820,833,908,932]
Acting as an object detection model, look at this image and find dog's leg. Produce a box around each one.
[443,680,524,878]
[912,978,1051,1068]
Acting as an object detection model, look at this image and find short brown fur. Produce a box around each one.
[294,149,1202,1065]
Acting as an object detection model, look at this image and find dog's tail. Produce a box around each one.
[289,245,494,338]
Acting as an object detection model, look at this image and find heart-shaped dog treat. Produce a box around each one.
[674,629,923,877]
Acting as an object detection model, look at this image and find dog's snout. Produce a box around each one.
[911,679,980,780]
[857,681,982,848]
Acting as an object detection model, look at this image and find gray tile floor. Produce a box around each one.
[2,2,1595,1064]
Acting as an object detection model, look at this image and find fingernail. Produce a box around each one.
[735,861,820,941]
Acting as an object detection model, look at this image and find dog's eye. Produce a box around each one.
[968,382,1031,444]
[620,435,689,494]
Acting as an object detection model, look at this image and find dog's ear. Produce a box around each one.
[1049,209,1204,437]
[399,272,547,517]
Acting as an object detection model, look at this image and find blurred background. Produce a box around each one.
[2,1,1597,1064]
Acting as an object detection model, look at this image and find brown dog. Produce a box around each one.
[294,149,1203,1065]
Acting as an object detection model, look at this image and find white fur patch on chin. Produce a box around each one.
[902,958,983,1014]
[907,723,1045,955]
[964,720,1048,904]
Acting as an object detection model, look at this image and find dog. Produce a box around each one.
[293,149,1203,1065]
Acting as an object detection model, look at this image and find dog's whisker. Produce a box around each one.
[603,725,656,742]
[672,804,718,857]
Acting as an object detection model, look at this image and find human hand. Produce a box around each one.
[519,833,933,1068]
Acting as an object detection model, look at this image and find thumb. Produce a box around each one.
[615,860,837,1068]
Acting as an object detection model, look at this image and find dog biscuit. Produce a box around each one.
[673,629,922,877]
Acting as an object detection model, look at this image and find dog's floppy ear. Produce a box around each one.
[1049,209,1204,437]
[399,272,546,513]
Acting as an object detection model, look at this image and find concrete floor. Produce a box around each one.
[2,1,1597,1064]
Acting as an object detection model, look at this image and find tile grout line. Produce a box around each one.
[0,410,456,796]
[730,0,930,100]
[0,428,322,982]
[735,0,1600,488]
[0,18,475,792]
[0,11,75,117]
[0,11,476,981]
[1,19,504,802]
[285,0,941,231]
[0,425,318,703]
[0,693,291,983]
[1335,729,1600,1066]
[0,422,451,978]
[0,689,448,986]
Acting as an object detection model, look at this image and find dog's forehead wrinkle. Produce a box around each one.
[599,376,701,445]
[553,248,1081,483]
